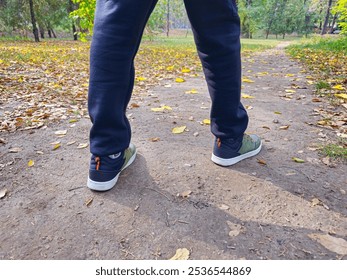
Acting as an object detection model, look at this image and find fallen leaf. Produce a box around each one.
[0,138,6,144]
[9,147,22,153]
[292,157,305,163]
[285,89,296,93]
[0,188,8,199]
[227,221,243,237]
[245,105,253,110]
[308,234,347,255]
[285,73,295,77]
[180,190,192,198]
[219,204,230,210]
[202,119,211,125]
[131,103,140,108]
[242,94,255,99]
[149,137,160,142]
[85,197,93,207]
[312,98,322,102]
[67,141,76,146]
[52,143,61,150]
[257,159,267,165]
[55,130,67,136]
[262,126,271,130]
[311,198,321,207]
[334,93,347,100]
[185,89,198,94]
[332,85,345,90]
[28,160,35,167]
[242,78,255,83]
[181,68,191,73]
[274,111,282,115]
[151,105,172,112]
[172,126,186,134]
[279,125,290,130]
[175,77,185,83]
[77,143,89,149]
[169,248,190,260]
[136,76,146,81]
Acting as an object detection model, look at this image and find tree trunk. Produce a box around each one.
[28,0,39,42]
[330,13,338,33]
[39,26,45,39]
[321,0,333,35]
[166,0,170,37]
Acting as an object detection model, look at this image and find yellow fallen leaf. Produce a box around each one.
[166,66,174,71]
[172,126,186,134]
[285,89,296,93]
[151,105,172,112]
[292,157,305,163]
[286,74,295,77]
[181,68,191,73]
[242,94,255,99]
[185,89,198,94]
[175,77,185,83]
[169,248,190,260]
[136,76,146,81]
[332,85,345,90]
[28,160,35,167]
[274,111,282,115]
[202,119,211,125]
[242,78,255,83]
[257,159,267,165]
[334,93,347,100]
[53,143,61,150]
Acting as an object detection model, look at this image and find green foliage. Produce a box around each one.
[320,142,347,161]
[333,0,347,34]
[70,0,95,41]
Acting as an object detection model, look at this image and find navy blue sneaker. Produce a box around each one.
[211,134,262,166]
[87,143,137,191]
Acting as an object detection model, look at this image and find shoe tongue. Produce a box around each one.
[108,152,121,159]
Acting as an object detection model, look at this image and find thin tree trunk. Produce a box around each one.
[330,13,338,33]
[28,0,39,42]
[321,0,333,35]
[166,0,170,37]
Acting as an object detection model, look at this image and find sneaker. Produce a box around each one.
[87,143,137,191]
[211,134,262,166]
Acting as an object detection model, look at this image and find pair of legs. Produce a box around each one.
[87,0,261,191]
[88,0,248,156]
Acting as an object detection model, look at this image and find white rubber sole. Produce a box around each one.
[87,147,137,191]
[211,141,262,167]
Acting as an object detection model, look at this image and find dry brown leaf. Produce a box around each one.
[279,125,290,130]
[308,234,347,255]
[169,248,190,260]
[219,204,230,210]
[0,188,8,199]
[131,103,140,108]
[180,190,192,198]
[257,159,267,165]
[77,143,89,149]
[9,147,22,153]
[55,130,67,136]
[311,198,321,207]
[149,137,160,142]
[0,138,6,144]
[85,197,93,207]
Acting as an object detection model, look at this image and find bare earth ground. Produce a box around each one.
[0,43,346,260]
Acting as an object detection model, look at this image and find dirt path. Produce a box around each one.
[0,43,346,260]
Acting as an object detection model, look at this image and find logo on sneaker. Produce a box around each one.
[108,152,121,159]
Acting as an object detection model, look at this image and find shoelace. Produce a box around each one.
[217,138,222,148]
[95,156,101,171]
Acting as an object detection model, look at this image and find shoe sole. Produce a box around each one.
[211,141,262,167]
[87,146,137,191]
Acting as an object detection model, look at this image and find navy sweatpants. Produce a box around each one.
[88,0,249,156]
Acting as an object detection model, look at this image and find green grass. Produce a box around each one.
[287,35,347,54]
[320,142,347,161]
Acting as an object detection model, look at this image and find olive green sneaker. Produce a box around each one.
[87,143,137,191]
[211,134,262,166]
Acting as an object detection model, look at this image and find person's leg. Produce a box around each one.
[184,0,247,140]
[184,0,261,166]
[88,0,158,191]
[89,0,158,157]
